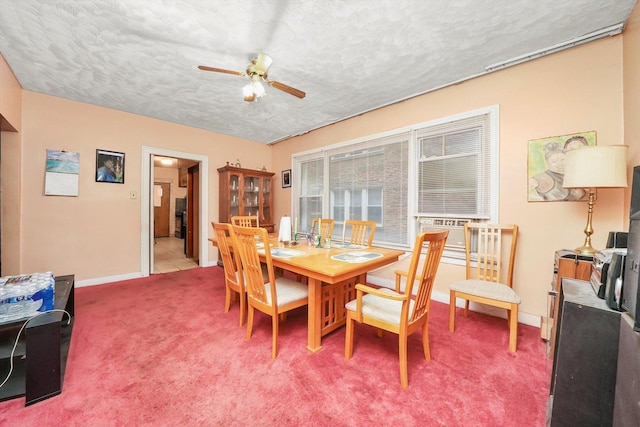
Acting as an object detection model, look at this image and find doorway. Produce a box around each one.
[141,147,209,277]
[152,158,199,273]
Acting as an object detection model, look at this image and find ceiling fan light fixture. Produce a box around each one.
[242,83,256,102]
[199,53,305,102]
[252,79,266,98]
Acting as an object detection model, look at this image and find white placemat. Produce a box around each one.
[331,251,383,263]
[258,248,305,259]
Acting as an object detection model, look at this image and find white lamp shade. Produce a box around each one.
[563,145,628,189]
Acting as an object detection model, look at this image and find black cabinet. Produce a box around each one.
[549,278,621,427]
[0,274,74,405]
[613,313,640,425]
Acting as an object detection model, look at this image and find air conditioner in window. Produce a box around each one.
[417,217,472,249]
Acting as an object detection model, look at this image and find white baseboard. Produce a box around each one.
[75,272,144,288]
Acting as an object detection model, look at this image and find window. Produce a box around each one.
[416,113,493,219]
[325,135,409,244]
[367,188,383,224]
[297,157,324,234]
[292,106,498,253]
[331,187,383,224]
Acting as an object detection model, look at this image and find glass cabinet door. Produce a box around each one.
[262,178,271,224]
[230,173,240,217]
[243,176,260,217]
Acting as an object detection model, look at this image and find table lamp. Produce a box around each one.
[562,145,628,255]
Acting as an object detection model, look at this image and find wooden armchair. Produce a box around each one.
[212,222,246,325]
[232,225,309,358]
[342,219,376,246]
[345,230,448,387]
[448,223,520,352]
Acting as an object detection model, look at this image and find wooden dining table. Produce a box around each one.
[210,234,405,352]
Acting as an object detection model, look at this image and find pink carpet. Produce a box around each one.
[0,267,550,426]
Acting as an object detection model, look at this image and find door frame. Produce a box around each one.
[141,146,208,276]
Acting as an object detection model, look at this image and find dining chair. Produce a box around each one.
[448,223,520,352]
[212,222,247,326]
[232,225,309,358]
[310,218,335,240]
[342,219,376,247]
[231,215,259,227]
[344,230,448,388]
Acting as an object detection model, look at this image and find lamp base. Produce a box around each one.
[574,242,597,256]
[574,189,598,256]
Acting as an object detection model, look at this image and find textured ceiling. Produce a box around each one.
[0,0,636,144]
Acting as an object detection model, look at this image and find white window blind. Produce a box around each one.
[416,112,493,219]
[297,157,324,234]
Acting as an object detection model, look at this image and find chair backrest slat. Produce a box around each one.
[465,223,518,287]
[232,215,259,227]
[406,230,448,323]
[310,218,335,240]
[233,225,276,307]
[342,220,376,247]
[212,222,242,286]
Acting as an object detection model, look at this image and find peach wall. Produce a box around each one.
[271,37,627,320]
[624,1,640,210]
[18,91,270,280]
[0,53,23,274]
[0,53,21,131]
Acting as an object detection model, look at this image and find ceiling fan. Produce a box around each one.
[198,53,306,102]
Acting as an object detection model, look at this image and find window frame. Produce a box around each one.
[291,105,499,260]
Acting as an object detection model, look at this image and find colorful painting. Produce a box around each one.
[527,131,596,202]
[44,149,80,196]
[96,149,125,183]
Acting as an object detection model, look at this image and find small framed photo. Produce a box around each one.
[96,149,125,183]
[282,169,291,188]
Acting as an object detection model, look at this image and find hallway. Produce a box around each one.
[153,236,198,274]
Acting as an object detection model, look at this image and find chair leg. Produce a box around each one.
[421,324,431,361]
[377,328,384,338]
[464,300,470,317]
[345,311,355,359]
[508,304,518,352]
[449,291,456,332]
[399,334,408,388]
[272,314,279,359]
[224,286,232,313]
[246,305,254,339]
[238,291,246,326]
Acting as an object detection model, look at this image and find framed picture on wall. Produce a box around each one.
[282,169,291,188]
[96,149,125,183]
[527,131,596,202]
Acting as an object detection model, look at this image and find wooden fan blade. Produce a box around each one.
[197,65,245,76]
[268,80,306,99]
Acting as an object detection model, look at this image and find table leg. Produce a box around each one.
[307,277,322,352]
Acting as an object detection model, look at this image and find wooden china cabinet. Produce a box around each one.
[218,164,275,232]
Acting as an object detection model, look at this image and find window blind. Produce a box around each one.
[415,112,492,219]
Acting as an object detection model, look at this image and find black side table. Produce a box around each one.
[0,274,75,405]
